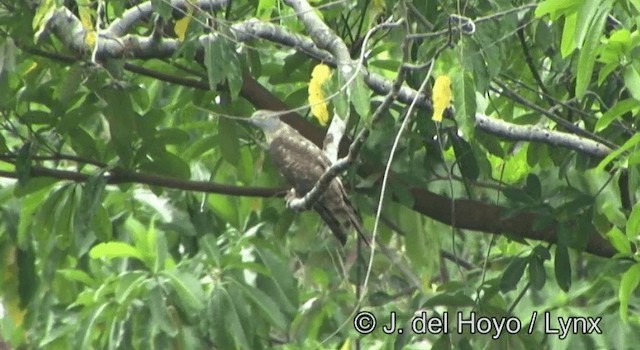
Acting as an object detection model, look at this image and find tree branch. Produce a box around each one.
[107,0,227,37]
[475,113,613,158]
[283,0,351,63]
[409,187,616,259]
[0,165,284,197]
[493,80,618,150]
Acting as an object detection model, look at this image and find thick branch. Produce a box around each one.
[493,80,617,150]
[283,0,351,63]
[475,113,613,158]
[410,188,616,258]
[107,0,227,37]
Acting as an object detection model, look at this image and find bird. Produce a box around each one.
[247,110,364,245]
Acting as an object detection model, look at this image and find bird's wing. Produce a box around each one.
[268,127,361,245]
[268,127,331,195]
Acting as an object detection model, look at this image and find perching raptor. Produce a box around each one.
[248,110,364,245]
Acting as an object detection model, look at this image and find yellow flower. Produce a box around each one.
[308,64,332,125]
[432,75,452,122]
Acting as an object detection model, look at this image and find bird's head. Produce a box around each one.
[248,110,283,133]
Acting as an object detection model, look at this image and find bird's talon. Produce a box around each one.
[285,189,302,211]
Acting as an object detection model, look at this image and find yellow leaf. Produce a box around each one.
[84,31,96,47]
[339,338,351,350]
[77,0,95,47]
[432,75,452,122]
[33,0,57,32]
[2,248,25,327]
[308,64,332,125]
[24,62,38,75]
[372,0,385,13]
[174,16,191,41]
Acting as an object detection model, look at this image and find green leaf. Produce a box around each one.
[500,257,528,292]
[200,234,221,266]
[13,177,58,198]
[101,87,137,164]
[15,143,31,186]
[127,217,150,253]
[619,264,640,322]
[624,63,640,101]
[183,135,218,160]
[452,71,476,138]
[69,127,101,160]
[528,256,547,290]
[606,226,632,255]
[575,2,612,98]
[33,186,67,242]
[54,185,78,245]
[596,98,637,131]
[155,128,190,145]
[597,133,640,171]
[224,54,243,100]
[17,248,38,307]
[525,174,542,200]
[237,147,255,184]
[161,269,205,312]
[89,242,144,261]
[208,284,252,349]
[423,292,476,308]
[560,13,577,57]
[151,229,169,272]
[350,73,371,122]
[140,150,191,179]
[208,286,230,348]
[574,1,601,49]
[403,208,437,280]
[600,201,628,228]
[331,72,349,118]
[475,131,504,157]
[75,172,107,245]
[21,111,53,125]
[451,134,479,180]
[208,194,239,228]
[232,278,288,330]
[114,271,148,304]
[255,247,298,316]
[226,286,255,348]
[204,37,224,90]
[57,268,96,286]
[218,117,241,167]
[532,245,551,260]
[0,133,7,153]
[535,0,582,19]
[503,188,535,204]
[256,0,275,19]
[79,303,110,349]
[554,244,572,292]
[628,203,640,240]
[93,205,112,241]
[149,284,179,337]
[33,0,58,33]
[203,35,242,98]
[150,0,172,19]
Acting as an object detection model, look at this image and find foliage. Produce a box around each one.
[0,0,639,349]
